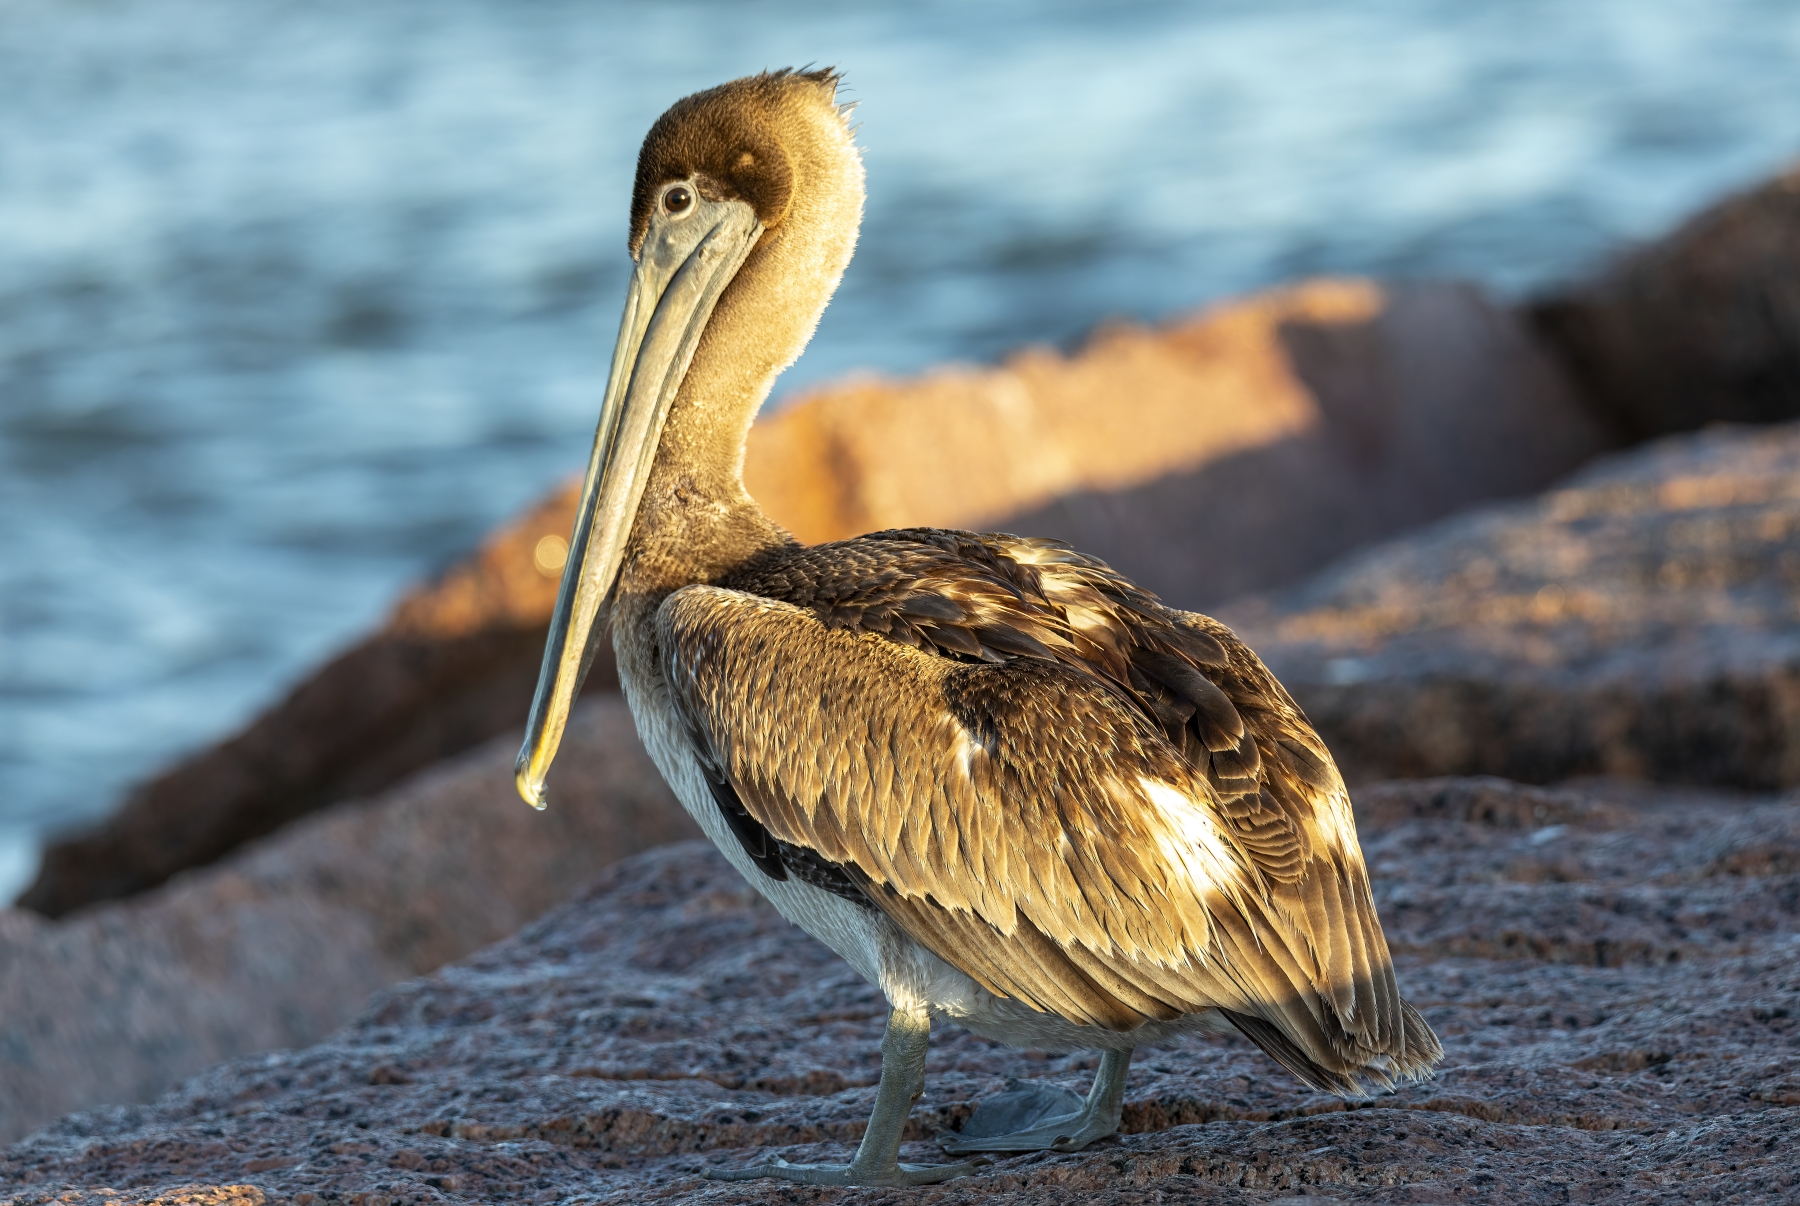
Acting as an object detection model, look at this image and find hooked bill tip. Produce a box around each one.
[514,763,549,812]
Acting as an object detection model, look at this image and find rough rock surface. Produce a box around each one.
[25,278,1607,917]
[1228,421,1800,790]
[1533,161,1800,440]
[6,778,1795,1205]
[0,699,695,1145]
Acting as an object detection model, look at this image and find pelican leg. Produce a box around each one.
[938,1047,1132,1154]
[705,1004,983,1186]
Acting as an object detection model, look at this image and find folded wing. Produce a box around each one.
[658,532,1439,1093]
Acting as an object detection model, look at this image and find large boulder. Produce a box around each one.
[23,278,1608,916]
[5,779,1795,1203]
[1532,161,1800,440]
[1228,421,1800,789]
[0,697,694,1145]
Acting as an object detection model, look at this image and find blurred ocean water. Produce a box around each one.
[3,0,1799,901]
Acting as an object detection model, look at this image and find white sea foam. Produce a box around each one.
[0,831,39,906]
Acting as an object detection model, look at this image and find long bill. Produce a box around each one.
[515,196,763,809]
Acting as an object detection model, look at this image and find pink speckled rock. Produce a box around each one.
[6,777,1795,1205]
[0,698,695,1147]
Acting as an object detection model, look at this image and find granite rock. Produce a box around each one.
[4,778,1796,1205]
[0,698,694,1145]
[24,278,1607,917]
[1228,421,1800,790]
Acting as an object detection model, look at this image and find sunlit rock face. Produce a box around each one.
[749,278,1609,608]
[1229,420,1800,790]
[7,782,1797,1203]
[22,278,1610,918]
[10,419,1795,1161]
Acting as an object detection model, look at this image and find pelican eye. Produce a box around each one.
[663,185,694,215]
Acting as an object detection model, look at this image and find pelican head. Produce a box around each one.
[516,70,864,808]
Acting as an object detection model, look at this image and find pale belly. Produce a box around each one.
[616,640,1227,1053]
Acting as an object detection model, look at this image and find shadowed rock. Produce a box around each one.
[5,779,1795,1203]
[1228,421,1800,789]
[0,698,694,1145]
[21,278,1608,917]
[1533,161,1800,439]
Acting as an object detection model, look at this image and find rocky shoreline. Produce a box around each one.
[4,162,1799,1199]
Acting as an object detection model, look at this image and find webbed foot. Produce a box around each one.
[938,1048,1131,1154]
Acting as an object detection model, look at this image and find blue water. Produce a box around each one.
[3,0,1799,902]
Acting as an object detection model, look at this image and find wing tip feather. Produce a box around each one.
[1224,996,1443,1099]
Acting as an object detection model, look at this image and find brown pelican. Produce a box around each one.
[515,69,1440,1187]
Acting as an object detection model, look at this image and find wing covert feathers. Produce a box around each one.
[659,529,1441,1094]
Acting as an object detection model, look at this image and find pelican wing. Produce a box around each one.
[658,531,1438,1093]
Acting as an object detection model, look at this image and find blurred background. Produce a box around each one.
[3,0,1799,900]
